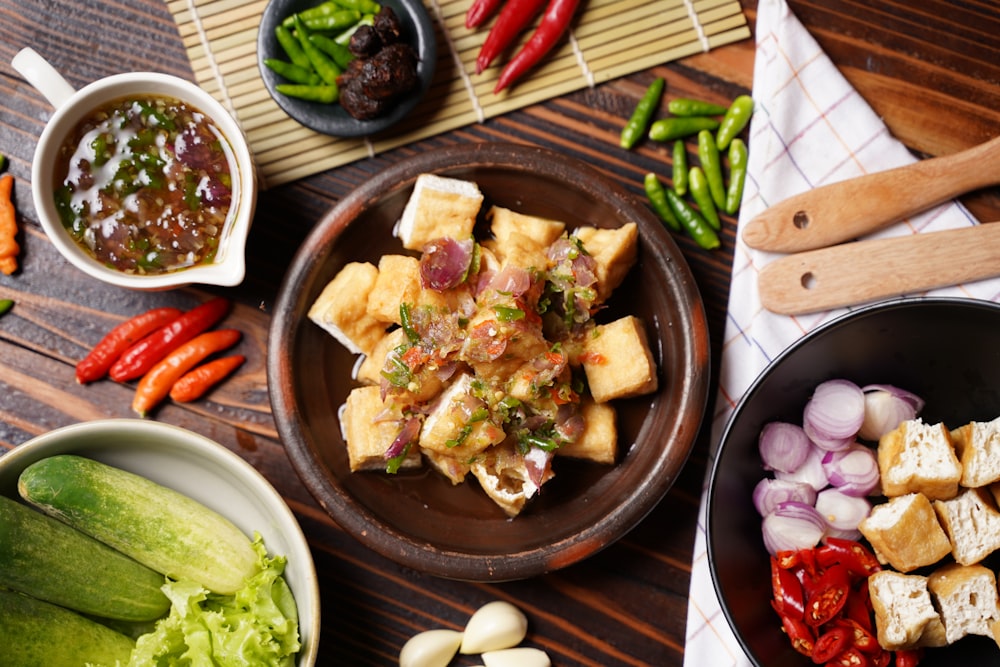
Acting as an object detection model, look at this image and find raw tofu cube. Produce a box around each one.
[396,174,482,251]
[308,262,387,356]
[419,373,505,460]
[572,223,638,302]
[556,399,617,464]
[341,386,421,472]
[582,315,658,403]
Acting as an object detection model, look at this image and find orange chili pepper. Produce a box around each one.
[132,329,241,417]
[75,307,183,384]
[0,173,20,275]
[169,354,245,403]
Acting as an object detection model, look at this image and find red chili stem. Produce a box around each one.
[493,0,580,93]
[466,0,504,29]
[75,307,183,384]
[109,297,231,382]
[475,0,548,74]
[169,354,246,403]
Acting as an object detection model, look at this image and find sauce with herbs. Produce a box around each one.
[53,95,237,275]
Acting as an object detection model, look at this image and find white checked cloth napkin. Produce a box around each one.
[682,0,1000,664]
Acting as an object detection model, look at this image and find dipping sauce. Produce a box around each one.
[53,95,238,275]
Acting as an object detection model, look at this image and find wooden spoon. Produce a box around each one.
[742,136,1000,253]
[757,222,1000,315]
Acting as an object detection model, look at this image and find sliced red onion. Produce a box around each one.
[821,443,880,497]
[383,417,421,460]
[420,237,474,291]
[803,379,865,450]
[774,443,828,492]
[761,501,826,555]
[758,421,811,473]
[815,488,872,534]
[752,478,817,517]
[858,384,925,441]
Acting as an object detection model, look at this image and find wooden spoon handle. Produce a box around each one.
[742,136,1000,253]
[758,223,1000,315]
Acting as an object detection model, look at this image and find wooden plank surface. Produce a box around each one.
[0,0,998,664]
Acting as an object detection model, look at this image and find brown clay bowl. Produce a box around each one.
[268,143,710,581]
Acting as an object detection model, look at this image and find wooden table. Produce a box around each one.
[0,1,997,664]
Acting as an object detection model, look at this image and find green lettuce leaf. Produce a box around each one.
[128,534,301,666]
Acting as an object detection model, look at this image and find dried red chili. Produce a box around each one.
[493,0,581,93]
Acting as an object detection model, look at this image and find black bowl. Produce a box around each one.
[708,297,1000,666]
[257,0,436,137]
[267,142,711,581]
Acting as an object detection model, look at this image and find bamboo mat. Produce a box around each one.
[168,0,750,188]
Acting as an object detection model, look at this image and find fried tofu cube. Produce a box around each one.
[858,492,952,572]
[935,487,1000,566]
[396,174,482,251]
[582,315,658,403]
[572,223,638,301]
[556,399,617,464]
[488,206,566,248]
[423,449,471,485]
[419,373,506,461]
[341,386,421,472]
[471,442,553,517]
[951,416,1000,488]
[491,230,550,273]
[878,419,961,500]
[367,255,423,325]
[356,328,406,385]
[308,261,387,356]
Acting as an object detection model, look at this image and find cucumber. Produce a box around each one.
[0,495,170,622]
[19,454,259,595]
[0,587,136,667]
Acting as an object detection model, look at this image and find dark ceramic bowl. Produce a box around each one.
[257,0,436,137]
[268,143,711,581]
[709,297,1000,666]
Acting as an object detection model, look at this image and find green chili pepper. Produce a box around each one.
[494,305,525,322]
[0,155,5,171]
[294,16,342,85]
[643,173,680,232]
[667,97,728,117]
[335,14,374,45]
[275,24,311,69]
[309,33,355,69]
[672,139,688,196]
[620,77,664,149]
[276,83,340,103]
[385,442,411,474]
[265,58,322,85]
[716,94,754,150]
[0,299,13,316]
[725,138,749,215]
[697,129,727,211]
[332,0,381,13]
[399,303,420,344]
[648,116,719,142]
[664,187,720,250]
[687,166,721,231]
[300,9,362,31]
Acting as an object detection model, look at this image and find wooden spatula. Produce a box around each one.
[757,222,1000,315]
[742,136,1000,253]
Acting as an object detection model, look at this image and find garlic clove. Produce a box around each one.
[460,600,529,654]
[481,647,551,667]
[399,629,463,667]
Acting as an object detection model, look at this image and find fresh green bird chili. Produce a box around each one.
[648,116,719,142]
[664,188,720,250]
[620,77,665,149]
[275,83,340,103]
[725,138,749,215]
[264,58,322,85]
[716,94,754,150]
[687,166,721,230]
[0,299,12,317]
[275,24,311,69]
[667,97,727,117]
[697,130,727,211]
[309,33,356,69]
[672,139,689,196]
[643,173,680,232]
[294,16,342,85]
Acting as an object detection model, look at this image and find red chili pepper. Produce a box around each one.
[75,307,183,384]
[466,0,505,29]
[132,329,242,416]
[805,562,851,627]
[826,646,870,666]
[811,625,852,663]
[894,649,922,667]
[493,0,581,93]
[832,618,879,655]
[475,0,548,74]
[843,582,874,632]
[109,297,231,382]
[780,613,815,657]
[771,556,806,620]
[868,650,891,667]
[817,537,882,577]
[169,354,246,403]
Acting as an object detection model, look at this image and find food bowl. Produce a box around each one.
[708,297,1000,666]
[13,48,257,290]
[0,419,320,666]
[257,0,436,137]
[267,142,711,581]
